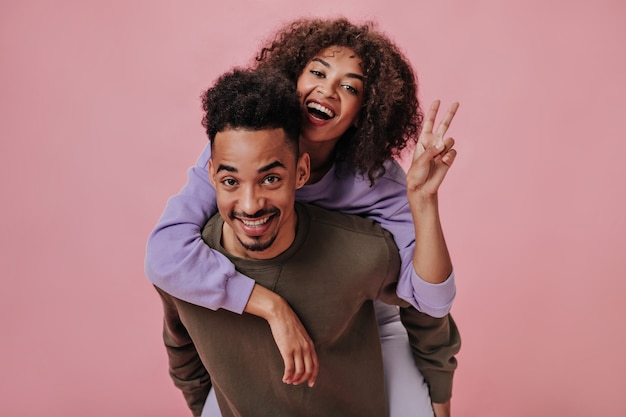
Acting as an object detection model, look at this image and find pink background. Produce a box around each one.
[1,1,625,416]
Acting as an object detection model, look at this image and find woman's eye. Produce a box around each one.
[310,70,324,78]
[342,84,360,95]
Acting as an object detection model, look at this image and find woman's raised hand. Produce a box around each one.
[406,100,459,201]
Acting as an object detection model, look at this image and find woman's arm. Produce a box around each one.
[244,284,318,387]
[295,160,455,318]
[405,100,458,289]
[145,143,254,313]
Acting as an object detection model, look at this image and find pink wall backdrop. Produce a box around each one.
[1,1,625,416]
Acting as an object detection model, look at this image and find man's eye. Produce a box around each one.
[262,175,280,185]
[221,178,237,186]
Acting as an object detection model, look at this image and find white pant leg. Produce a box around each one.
[375,300,435,417]
[201,388,221,417]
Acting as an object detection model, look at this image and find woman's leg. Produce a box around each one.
[375,300,435,417]
[200,388,221,417]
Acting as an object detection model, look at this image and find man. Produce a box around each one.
[156,68,459,417]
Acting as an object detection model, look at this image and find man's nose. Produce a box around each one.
[239,186,265,215]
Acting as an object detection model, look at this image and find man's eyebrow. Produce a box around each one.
[311,58,365,82]
[216,164,236,173]
[215,161,286,174]
[259,161,286,172]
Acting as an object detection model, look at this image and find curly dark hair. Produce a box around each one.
[253,17,423,182]
[201,68,301,153]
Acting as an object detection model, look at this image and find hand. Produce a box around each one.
[432,400,451,417]
[266,300,319,387]
[244,284,318,387]
[406,100,459,201]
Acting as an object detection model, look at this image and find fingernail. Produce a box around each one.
[435,141,444,150]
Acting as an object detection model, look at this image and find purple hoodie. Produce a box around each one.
[145,142,455,317]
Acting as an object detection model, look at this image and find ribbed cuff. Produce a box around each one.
[220,272,256,314]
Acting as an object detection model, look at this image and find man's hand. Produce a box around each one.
[432,400,451,417]
[406,100,459,202]
[244,284,318,387]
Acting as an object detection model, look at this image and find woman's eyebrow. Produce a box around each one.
[311,58,365,81]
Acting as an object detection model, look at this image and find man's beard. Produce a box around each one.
[236,234,278,252]
[231,207,280,252]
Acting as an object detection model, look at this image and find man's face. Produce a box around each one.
[209,128,310,259]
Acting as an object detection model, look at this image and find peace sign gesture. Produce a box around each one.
[406,100,459,201]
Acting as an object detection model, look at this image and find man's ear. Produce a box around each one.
[295,153,310,189]
[208,159,216,188]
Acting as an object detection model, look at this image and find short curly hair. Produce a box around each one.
[201,68,301,153]
[253,17,423,182]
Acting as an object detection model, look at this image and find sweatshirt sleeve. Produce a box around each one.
[145,142,255,313]
[373,225,460,404]
[156,286,212,416]
[399,308,461,404]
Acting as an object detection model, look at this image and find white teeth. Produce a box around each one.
[241,217,270,227]
[307,102,335,118]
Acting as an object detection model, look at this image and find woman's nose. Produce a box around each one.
[316,79,337,99]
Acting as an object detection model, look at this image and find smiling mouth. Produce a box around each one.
[306,102,335,120]
[240,217,270,227]
[233,210,279,236]
[235,215,274,238]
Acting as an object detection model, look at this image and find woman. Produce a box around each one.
[147,18,460,417]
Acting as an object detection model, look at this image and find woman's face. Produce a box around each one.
[296,46,364,147]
